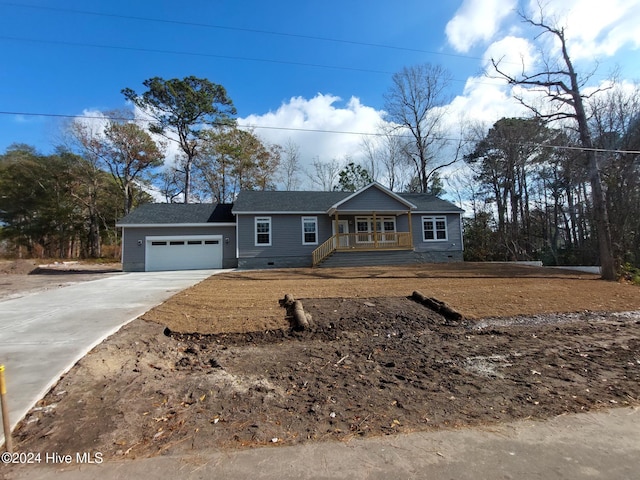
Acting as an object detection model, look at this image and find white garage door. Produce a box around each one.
[145,235,223,271]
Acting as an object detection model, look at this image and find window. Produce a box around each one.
[355,216,396,243]
[255,217,272,246]
[301,216,318,245]
[422,216,448,241]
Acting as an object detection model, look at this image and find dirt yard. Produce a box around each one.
[0,259,121,301]
[6,263,640,462]
[142,263,640,333]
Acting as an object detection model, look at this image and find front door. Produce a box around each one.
[333,220,350,248]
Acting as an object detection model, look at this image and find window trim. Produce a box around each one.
[301,216,318,245]
[255,216,272,246]
[422,215,448,242]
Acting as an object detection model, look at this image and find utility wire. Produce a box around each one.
[0,35,395,75]
[0,34,497,85]
[2,110,639,156]
[0,1,485,63]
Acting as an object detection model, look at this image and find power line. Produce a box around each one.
[0,35,394,76]
[2,110,640,155]
[0,34,498,85]
[1,1,485,63]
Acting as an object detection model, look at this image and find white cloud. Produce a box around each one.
[239,94,388,173]
[449,76,527,128]
[524,0,640,60]
[237,87,533,191]
[62,109,111,151]
[483,36,538,77]
[446,0,517,52]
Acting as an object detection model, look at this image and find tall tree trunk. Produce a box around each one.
[183,160,192,204]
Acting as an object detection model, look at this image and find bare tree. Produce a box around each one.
[158,164,184,203]
[279,138,302,190]
[490,4,617,279]
[306,157,342,191]
[360,131,412,191]
[384,63,456,193]
[360,136,380,183]
[588,83,640,268]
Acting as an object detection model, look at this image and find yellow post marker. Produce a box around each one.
[0,365,12,453]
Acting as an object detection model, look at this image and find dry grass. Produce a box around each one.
[141,263,640,334]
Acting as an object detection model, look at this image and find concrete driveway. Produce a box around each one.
[0,269,221,442]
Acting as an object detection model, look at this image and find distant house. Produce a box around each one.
[117,182,464,272]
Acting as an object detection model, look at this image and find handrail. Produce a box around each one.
[312,235,337,266]
[331,232,413,249]
[312,232,414,266]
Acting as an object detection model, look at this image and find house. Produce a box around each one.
[117,182,464,272]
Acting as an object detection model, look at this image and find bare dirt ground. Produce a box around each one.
[5,263,640,463]
[0,259,121,301]
[142,263,640,333]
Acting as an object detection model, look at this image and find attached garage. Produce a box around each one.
[145,235,223,271]
[117,203,237,272]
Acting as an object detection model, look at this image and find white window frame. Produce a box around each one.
[422,216,448,242]
[301,216,318,245]
[255,216,272,246]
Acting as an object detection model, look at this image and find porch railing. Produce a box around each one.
[312,232,413,266]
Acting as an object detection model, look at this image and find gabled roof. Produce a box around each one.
[327,182,417,214]
[117,203,235,226]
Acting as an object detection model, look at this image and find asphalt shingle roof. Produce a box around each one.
[232,190,350,213]
[398,193,464,212]
[117,203,235,225]
[118,189,463,226]
[232,190,463,213]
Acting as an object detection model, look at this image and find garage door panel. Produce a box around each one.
[146,236,222,271]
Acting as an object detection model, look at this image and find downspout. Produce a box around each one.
[235,216,240,264]
[120,227,125,265]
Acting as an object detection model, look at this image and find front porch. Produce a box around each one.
[312,211,415,266]
[311,184,419,266]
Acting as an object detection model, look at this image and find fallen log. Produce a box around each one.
[411,291,464,322]
[292,300,310,330]
[280,294,313,330]
[279,293,296,308]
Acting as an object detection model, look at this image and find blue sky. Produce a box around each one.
[2,0,639,169]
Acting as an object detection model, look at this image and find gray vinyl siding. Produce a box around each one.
[237,214,333,259]
[411,213,463,254]
[236,213,463,256]
[337,187,411,211]
[121,225,237,271]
